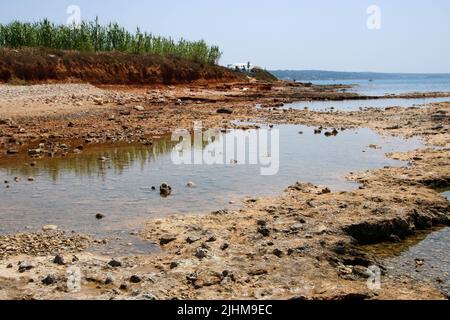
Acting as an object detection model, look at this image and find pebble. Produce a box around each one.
[108,259,122,268]
[42,274,57,285]
[134,105,145,111]
[159,235,177,245]
[130,275,142,283]
[186,181,195,187]
[195,248,208,260]
[53,255,65,265]
[95,213,105,220]
[42,224,58,231]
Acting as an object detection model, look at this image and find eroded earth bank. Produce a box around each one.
[0,80,449,300]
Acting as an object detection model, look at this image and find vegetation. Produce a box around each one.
[0,18,222,64]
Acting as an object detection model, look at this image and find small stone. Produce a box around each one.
[159,235,177,245]
[134,105,145,111]
[42,224,58,231]
[130,275,142,283]
[42,274,57,285]
[6,149,18,155]
[18,261,35,273]
[119,283,128,290]
[160,183,172,197]
[108,259,122,268]
[273,249,284,258]
[217,108,233,114]
[257,226,270,237]
[220,243,230,251]
[186,181,195,188]
[53,255,65,265]
[27,177,35,181]
[95,213,105,220]
[170,261,179,269]
[6,263,13,268]
[186,235,201,244]
[104,277,114,285]
[195,248,208,260]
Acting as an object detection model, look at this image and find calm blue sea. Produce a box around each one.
[308,78,450,96]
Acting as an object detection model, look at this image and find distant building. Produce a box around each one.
[227,62,253,71]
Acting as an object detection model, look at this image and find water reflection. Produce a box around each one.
[0,125,423,245]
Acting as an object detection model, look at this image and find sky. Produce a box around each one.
[1,0,450,73]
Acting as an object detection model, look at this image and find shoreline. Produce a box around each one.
[0,81,449,300]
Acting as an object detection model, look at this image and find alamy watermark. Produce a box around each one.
[66,5,81,27]
[171,122,279,176]
[367,5,381,30]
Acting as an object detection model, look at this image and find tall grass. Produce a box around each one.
[0,18,222,64]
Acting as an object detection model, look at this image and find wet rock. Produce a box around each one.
[108,259,122,268]
[217,108,233,114]
[53,255,65,265]
[186,181,195,187]
[27,177,35,182]
[195,247,208,260]
[130,275,142,283]
[42,274,57,285]
[159,235,177,245]
[160,183,172,197]
[95,213,105,220]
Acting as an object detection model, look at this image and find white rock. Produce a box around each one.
[42,224,58,231]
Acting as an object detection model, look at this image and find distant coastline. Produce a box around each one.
[271,70,450,81]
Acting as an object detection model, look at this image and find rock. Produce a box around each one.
[119,283,128,290]
[14,177,20,182]
[53,255,65,265]
[159,235,177,245]
[6,149,18,155]
[273,248,284,258]
[104,277,114,285]
[160,183,172,197]
[108,259,122,268]
[27,177,35,181]
[257,226,270,237]
[206,235,217,242]
[28,148,42,155]
[42,274,57,285]
[186,181,195,188]
[18,261,35,273]
[95,213,105,220]
[186,235,201,244]
[134,105,145,111]
[170,261,179,269]
[220,243,230,251]
[42,224,58,231]
[195,248,208,260]
[130,275,142,283]
[320,188,331,194]
[217,108,233,114]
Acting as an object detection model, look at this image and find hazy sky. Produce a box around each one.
[1,0,450,73]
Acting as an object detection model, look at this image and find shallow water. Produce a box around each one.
[283,97,450,112]
[364,191,450,295]
[309,78,450,96]
[0,125,422,252]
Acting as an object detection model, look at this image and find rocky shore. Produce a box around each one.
[0,81,449,300]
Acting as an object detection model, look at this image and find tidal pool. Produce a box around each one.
[283,97,450,111]
[0,125,422,252]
